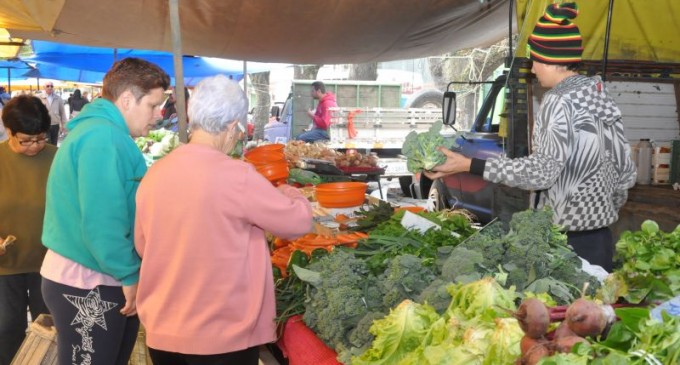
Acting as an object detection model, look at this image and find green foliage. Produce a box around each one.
[355,209,475,275]
[401,121,455,173]
[612,221,680,303]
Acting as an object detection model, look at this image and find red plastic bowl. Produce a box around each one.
[314,182,367,208]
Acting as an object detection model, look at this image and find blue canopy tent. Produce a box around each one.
[24,40,279,83]
[0,59,32,91]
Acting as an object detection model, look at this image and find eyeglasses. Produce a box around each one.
[17,137,49,146]
[45,85,54,88]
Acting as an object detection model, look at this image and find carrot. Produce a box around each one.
[335,214,351,223]
[273,237,290,249]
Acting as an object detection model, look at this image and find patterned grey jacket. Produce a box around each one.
[483,75,636,231]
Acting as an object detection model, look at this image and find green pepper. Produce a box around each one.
[311,248,329,261]
[272,266,283,281]
[287,250,309,276]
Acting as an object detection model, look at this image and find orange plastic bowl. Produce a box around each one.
[253,160,289,185]
[314,182,367,208]
[245,144,286,163]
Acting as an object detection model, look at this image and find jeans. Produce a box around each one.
[48,125,60,145]
[0,273,48,365]
[296,129,329,143]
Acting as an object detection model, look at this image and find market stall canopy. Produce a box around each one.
[0,59,32,85]
[514,0,680,64]
[23,40,283,82]
[0,28,24,58]
[1,0,511,63]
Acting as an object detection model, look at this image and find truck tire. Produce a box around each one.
[428,179,451,211]
[406,90,444,109]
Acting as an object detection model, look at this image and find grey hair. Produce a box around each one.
[188,75,248,134]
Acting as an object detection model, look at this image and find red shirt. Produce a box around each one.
[312,93,337,130]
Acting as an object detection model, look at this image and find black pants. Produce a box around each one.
[0,273,49,365]
[41,279,139,365]
[48,124,60,145]
[567,227,614,272]
[148,346,260,365]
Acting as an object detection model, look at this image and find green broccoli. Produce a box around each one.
[416,279,453,314]
[440,246,485,283]
[302,250,384,355]
[348,311,386,348]
[402,121,455,173]
[380,254,436,308]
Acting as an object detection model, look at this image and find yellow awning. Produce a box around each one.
[0,28,23,58]
[515,0,680,63]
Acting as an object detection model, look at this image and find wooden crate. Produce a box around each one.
[11,314,57,365]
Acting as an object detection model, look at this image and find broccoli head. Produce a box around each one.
[402,121,455,173]
[380,254,436,308]
[416,279,453,314]
[440,246,485,283]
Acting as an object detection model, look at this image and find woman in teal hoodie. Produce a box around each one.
[40,58,170,365]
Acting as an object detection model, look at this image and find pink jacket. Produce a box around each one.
[134,144,313,355]
[312,93,337,130]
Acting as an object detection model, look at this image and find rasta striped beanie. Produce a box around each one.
[529,2,583,65]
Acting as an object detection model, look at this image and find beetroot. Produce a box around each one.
[521,343,552,365]
[554,335,588,353]
[553,320,577,340]
[514,298,550,339]
[520,335,547,355]
[565,298,611,338]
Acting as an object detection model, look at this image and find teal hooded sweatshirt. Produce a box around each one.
[42,98,147,285]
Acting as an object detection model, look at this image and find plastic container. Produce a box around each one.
[314,182,367,208]
[635,139,653,185]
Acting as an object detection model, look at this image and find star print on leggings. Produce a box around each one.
[64,287,117,330]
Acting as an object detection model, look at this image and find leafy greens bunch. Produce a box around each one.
[610,220,680,304]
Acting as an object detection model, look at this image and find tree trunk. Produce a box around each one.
[250,71,271,141]
[348,63,378,80]
[294,65,322,80]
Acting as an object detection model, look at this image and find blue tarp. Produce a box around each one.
[23,40,282,84]
[0,60,32,83]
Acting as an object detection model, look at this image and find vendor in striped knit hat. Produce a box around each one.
[425,2,636,272]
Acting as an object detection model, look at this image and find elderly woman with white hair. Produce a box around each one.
[134,75,313,365]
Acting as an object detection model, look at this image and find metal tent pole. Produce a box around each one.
[169,0,188,143]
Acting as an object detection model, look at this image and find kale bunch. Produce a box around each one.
[402,121,456,173]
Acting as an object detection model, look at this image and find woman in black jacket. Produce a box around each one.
[67,89,89,118]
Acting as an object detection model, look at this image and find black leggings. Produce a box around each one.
[41,279,139,365]
[148,346,260,365]
[567,227,614,272]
